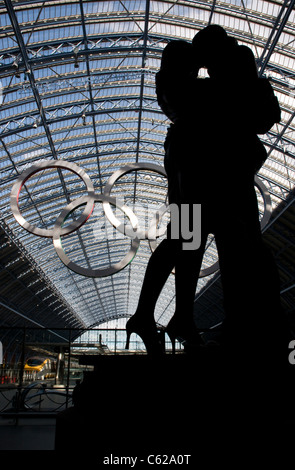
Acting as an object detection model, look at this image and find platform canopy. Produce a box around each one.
[0,0,294,330]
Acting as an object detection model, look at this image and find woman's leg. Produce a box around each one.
[134,237,180,320]
[166,204,209,348]
[174,237,206,322]
[126,234,182,355]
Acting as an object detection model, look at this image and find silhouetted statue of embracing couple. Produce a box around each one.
[126,25,288,360]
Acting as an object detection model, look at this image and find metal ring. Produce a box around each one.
[254,175,272,229]
[53,194,140,277]
[10,160,95,238]
[103,163,168,240]
[10,160,272,279]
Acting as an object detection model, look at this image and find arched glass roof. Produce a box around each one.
[0,0,294,329]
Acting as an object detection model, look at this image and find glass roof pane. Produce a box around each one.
[0,0,294,330]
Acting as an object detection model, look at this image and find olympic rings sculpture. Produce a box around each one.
[10,160,272,278]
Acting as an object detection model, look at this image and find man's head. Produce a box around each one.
[192,25,230,74]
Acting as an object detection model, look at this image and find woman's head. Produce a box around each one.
[160,40,195,74]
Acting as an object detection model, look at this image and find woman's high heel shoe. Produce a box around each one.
[125,315,164,356]
[165,323,177,355]
[166,316,203,354]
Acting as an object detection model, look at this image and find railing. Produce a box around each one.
[0,325,190,419]
[0,382,73,416]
